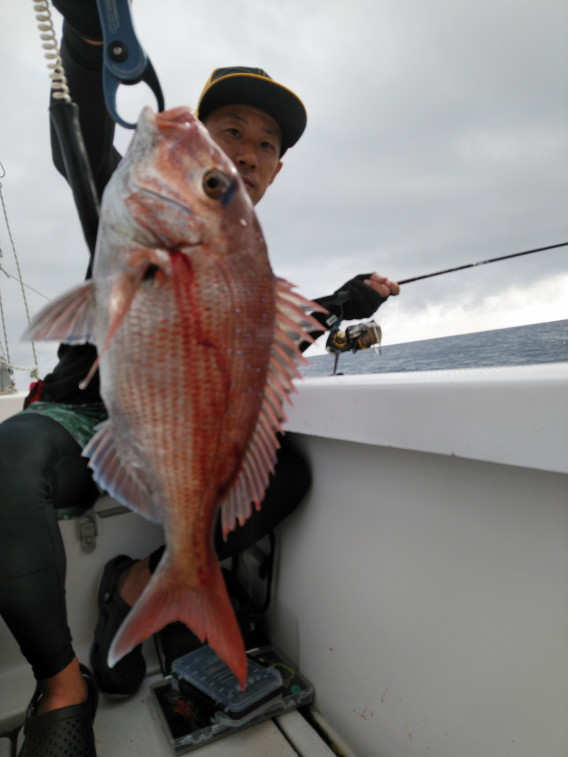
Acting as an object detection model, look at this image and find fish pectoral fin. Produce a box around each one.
[108,554,247,689]
[23,281,96,344]
[80,265,151,388]
[83,420,163,524]
[220,278,323,537]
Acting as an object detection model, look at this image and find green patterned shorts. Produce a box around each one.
[20,400,108,449]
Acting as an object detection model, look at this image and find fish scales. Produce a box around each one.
[26,106,324,688]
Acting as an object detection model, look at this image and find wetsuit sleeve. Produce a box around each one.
[36,20,119,405]
[50,22,122,201]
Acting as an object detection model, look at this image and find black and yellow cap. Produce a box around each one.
[197,66,307,156]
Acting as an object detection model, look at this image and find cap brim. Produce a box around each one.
[197,73,307,155]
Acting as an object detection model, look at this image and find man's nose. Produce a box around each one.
[235,143,257,169]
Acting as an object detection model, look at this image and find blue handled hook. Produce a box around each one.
[96,0,165,129]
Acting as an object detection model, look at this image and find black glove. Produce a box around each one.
[51,0,103,41]
[311,273,387,329]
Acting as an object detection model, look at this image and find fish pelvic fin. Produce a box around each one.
[108,552,247,688]
[23,281,96,344]
[83,420,163,524]
[220,278,325,537]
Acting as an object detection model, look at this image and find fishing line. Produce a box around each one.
[0,160,40,382]
[0,265,49,301]
[398,242,568,286]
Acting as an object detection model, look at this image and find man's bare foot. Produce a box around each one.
[36,657,87,715]
[117,555,152,607]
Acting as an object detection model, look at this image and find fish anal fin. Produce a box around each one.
[108,554,247,688]
[83,421,163,524]
[24,281,96,344]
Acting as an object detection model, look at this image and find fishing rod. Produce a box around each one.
[398,242,568,286]
[325,240,567,374]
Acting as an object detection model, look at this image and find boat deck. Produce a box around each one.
[0,646,342,757]
[2,365,567,756]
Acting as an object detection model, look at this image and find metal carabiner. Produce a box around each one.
[96,0,165,129]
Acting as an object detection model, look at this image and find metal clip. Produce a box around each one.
[96,0,165,129]
[76,513,98,553]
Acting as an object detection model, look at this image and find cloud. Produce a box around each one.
[0,0,567,389]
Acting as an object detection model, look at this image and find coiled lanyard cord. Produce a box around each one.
[32,0,100,268]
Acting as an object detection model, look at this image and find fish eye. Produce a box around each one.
[202,169,232,199]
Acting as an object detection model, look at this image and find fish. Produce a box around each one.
[26,105,324,688]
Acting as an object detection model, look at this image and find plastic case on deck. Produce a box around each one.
[172,644,283,726]
[150,645,313,753]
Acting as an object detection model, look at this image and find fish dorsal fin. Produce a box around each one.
[83,420,163,524]
[24,280,96,344]
[220,278,326,537]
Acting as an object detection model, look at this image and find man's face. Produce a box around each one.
[203,104,283,206]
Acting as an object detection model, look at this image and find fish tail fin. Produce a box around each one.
[108,553,247,688]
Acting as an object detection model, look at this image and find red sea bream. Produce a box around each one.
[27,106,323,687]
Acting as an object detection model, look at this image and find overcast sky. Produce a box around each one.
[1,0,567,388]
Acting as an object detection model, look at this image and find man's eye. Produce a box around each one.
[202,169,233,199]
[226,127,240,137]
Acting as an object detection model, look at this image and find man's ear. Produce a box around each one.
[269,160,283,186]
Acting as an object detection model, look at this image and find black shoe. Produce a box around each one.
[18,664,98,757]
[90,555,146,699]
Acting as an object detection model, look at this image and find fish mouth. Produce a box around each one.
[153,106,198,128]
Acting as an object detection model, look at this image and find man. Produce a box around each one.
[0,7,398,757]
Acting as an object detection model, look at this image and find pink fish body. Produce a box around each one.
[27,106,323,687]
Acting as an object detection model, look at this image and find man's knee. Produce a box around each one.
[0,411,98,514]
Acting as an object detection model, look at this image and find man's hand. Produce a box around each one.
[311,271,400,331]
[362,272,400,300]
[330,272,399,320]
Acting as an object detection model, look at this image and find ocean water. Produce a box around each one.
[300,319,568,377]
